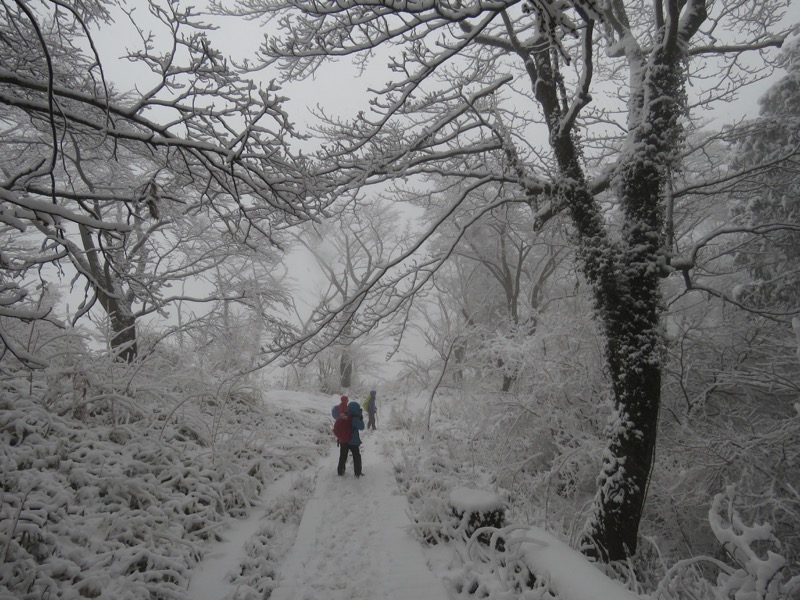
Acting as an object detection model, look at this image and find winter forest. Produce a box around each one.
[1,0,799,598]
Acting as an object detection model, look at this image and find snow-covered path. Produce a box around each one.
[186,465,315,600]
[269,431,453,600]
[186,391,642,600]
[187,389,453,600]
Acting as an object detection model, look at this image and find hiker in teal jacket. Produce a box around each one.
[336,401,365,477]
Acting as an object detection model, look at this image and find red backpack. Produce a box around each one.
[333,410,352,444]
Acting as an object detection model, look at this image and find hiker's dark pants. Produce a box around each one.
[367,412,376,430]
[338,443,362,476]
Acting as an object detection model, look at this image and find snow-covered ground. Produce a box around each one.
[269,434,452,600]
[185,466,315,600]
[2,353,796,599]
[187,391,453,600]
[0,379,680,600]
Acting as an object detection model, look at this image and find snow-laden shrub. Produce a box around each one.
[413,377,608,547]
[485,387,607,541]
[654,486,800,600]
[652,300,800,576]
[385,398,416,430]
[389,401,502,548]
[418,307,612,543]
[388,389,639,600]
[393,433,460,545]
[0,342,328,599]
[390,423,548,598]
[446,525,554,600]
[0,393,227,599]
[708,488,799,599]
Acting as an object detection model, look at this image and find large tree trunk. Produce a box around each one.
[79,225,139,363]
[580,40,684,560]
[500,367,515,393]
[108,308,138,363]
[582,198,664,558]
[453,337,467,383]
[339,350,353,389]
[588,346,661,558]
[559,178,664,561]
[522,26,684,560]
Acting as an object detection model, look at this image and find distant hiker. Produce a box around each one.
[331,400,365,477]
[364,389,377,430]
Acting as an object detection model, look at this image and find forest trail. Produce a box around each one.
[187,392,454,600]
[269,430,453,600]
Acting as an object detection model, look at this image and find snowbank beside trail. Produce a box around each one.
[508,528,642,600]
[270,431,453,600]
[0,380,329,600]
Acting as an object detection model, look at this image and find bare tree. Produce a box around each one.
[407,189,573,391]
[648,41,800,568]
[1,0,317,363]
[288,197,411,388]
[728,41,800,314]
[224,0,793,559]
[450,202,569,391]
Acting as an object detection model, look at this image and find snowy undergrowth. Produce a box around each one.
[0,349,329,600]
[220,474,315,600]
[389,391,800,600]
[654,487,800,600]
[386,399,555,598]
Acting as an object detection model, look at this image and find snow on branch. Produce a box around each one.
[708,486,800,599]
[0,188,131,232]
[0,0,323,358]
[261,177,539,368]
[655,487,800,600]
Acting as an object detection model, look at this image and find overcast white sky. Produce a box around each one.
[90,1,800,146]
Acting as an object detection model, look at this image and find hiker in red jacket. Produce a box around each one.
[331,400,365,477]
[332,395,349,420]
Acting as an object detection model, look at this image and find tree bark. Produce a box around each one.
[339,350,353,389]
[519,23,683,560]
[79,225,139,363]
[579,41,683,560]
[108,309,138,363]
[501,366,515,393]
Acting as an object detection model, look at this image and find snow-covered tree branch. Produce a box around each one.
[222,0,795,560]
